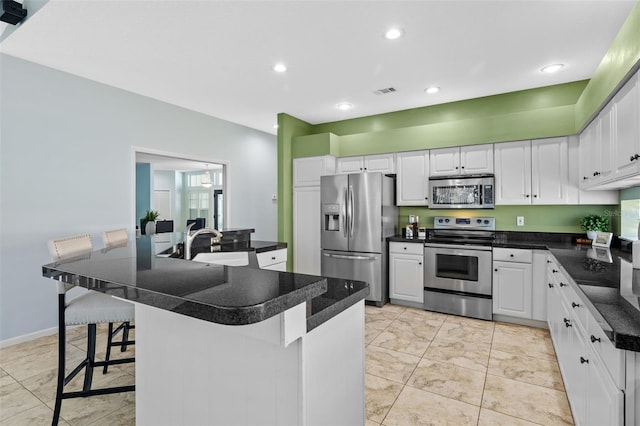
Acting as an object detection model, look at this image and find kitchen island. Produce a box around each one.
[42,236,369,426]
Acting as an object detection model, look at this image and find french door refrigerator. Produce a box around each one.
[320,172,398,306]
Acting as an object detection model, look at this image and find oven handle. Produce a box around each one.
[424,243,493,252]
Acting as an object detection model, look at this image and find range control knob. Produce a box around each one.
[484,220,490,224]
[476,219,482,224]
[445,218,450,223]
[438,218,443,223]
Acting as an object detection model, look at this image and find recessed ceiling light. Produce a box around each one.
[425,86,440,94]
[384,28,404,40]
[336,102,353,111]
[273,63,287,73]
[541,64,564,73]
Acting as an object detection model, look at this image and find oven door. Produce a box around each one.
[424,244,492,295]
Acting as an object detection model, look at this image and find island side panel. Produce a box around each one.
[302,300,365,426]
[135,303,302,425]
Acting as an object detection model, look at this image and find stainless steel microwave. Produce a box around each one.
[428,174,494,209]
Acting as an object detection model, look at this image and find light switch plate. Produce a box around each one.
[517,216,525,226]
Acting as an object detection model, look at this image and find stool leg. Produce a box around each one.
[83,324,96,391]
[121,322,130,352]
[52,294,66,426]
[103,322,114,374]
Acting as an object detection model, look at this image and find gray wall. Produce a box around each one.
[0,54,278,341]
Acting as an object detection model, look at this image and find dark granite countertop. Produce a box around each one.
[42,236,367,328]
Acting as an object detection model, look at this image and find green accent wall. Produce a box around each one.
[277,113,314,267]
[277,4,640,264]
[398,205,618,234]
[575,1,640,129]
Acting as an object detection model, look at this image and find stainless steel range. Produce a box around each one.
[424,216,495,320]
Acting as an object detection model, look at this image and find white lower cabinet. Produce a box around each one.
[256,248,287,271]
[492,248,534,319]
[546,254,624,426]
[389,242,424,305]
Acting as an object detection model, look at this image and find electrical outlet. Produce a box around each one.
[517,216,525,226]
[271,194,277,201]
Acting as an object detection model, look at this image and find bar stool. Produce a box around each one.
[48,234,135,426]
[100,228,136,374]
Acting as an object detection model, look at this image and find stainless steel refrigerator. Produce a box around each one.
[320,173,398,306]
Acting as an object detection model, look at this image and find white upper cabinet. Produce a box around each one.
[494,140,532,205]
[531,137,572,204]
[579,69,639,190]
[612,73,640,179]
[293,155,336,187]
[336,153,395,174]
[396,150,430,206]
[429,144,493,176]
[495,138,573,205]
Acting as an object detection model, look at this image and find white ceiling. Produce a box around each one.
[0,0,636,135]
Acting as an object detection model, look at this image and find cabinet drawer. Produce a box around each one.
[493,247,532,263]
[586,313,625,388]
[389,242,423,256]
[256,248,288,268]
[558,282,589,330]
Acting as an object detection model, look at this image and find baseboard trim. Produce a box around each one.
[0,326,59,348]
[493,314,549,329]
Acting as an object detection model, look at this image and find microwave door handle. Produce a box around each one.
[349,185,354,238]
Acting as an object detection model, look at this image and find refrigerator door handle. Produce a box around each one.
[323,252,377,261]
[342,188,348,238]
[349,184,354,238]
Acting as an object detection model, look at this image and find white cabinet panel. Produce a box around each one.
[460,144,494,174]
[396,150,429,206]
[389,242,424,304]
[336,153,395,174]
[531,137,570,204]
[293,187,321,275]
[430,144,493,177]
[492,261,532,318]
[495,140,532,205]
[598,104,615,182]
[429,147,460,176]
[613,74,640,179]
[293,156,336,187]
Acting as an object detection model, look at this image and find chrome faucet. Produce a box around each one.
[184,223,223,260]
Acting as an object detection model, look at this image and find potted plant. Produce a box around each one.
[141,210,160,235]
[580,214,609,240]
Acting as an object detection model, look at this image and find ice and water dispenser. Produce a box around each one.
[323,204,341,231]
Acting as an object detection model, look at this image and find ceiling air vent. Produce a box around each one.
[373,87,397,95]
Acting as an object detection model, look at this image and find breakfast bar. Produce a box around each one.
[42,236,369,426]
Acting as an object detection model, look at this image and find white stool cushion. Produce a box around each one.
[65,291,135,325]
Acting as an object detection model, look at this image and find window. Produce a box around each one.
[621,199,640,240]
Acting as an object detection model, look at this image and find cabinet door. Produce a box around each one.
[429,147,460,176]
[613,75,640,179]
[293,156,336,187]
[396,150,430,206]
[492,261,532,318]
[494,140,532,205]
[585,349,624,426]
[579,122,597,188]
[336,157,364,174]
[595,105,614,182]
[460,144,494,174]
[531,251,548,321]
[364,153,395,173]
[531,137,570,204]
[293,187,321,275]
[389,253,424,303]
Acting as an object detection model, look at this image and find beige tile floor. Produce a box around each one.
[365,304,574,426]
[0,305,573,425]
